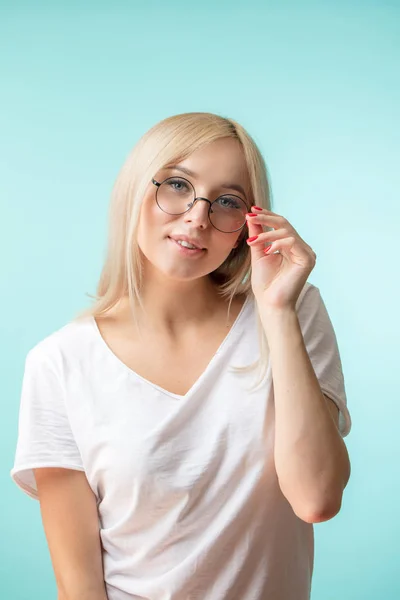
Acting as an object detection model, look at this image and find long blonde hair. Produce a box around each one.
[75,112,273,388]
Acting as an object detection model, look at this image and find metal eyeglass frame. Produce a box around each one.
[151,176,250,233]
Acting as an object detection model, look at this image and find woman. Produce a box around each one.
[11,112,352,600]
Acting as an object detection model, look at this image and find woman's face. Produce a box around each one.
[137,137,252,283]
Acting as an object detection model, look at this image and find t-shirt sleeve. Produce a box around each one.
[296,283,352,438]
[10,346,85,500]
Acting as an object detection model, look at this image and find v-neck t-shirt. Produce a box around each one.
[10,282,351,600]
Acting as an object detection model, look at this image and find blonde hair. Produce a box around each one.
[75,112,273,388]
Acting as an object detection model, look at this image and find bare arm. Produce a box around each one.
[260,307,351,523]
[34,467,108,600]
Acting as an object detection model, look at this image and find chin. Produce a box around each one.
[162,264,209,282]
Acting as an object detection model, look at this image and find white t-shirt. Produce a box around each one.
[11,282,351,600]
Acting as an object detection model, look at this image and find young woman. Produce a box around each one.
[11,112,352,600]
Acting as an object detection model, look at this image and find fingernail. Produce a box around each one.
[246,213,257,217]
[263,245,273,253]
[247,236,259,243]
[253,206,263,211]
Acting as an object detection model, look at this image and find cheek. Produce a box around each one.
[209,233,243,267]
[137,201,168,248]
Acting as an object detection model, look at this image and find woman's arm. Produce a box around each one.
[34,467,108,600]
[260,307,351,524]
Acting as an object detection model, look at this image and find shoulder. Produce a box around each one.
[26,316,94,374]
[293,282,330,337]
[295,281,321,312]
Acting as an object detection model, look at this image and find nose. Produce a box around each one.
[183,197,211,229]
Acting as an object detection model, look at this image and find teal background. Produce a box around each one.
[1,1,398,599]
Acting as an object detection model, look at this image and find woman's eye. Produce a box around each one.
[217,196,239,209]
[168,178,189,192]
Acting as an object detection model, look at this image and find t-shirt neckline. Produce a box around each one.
[89,294,252,400]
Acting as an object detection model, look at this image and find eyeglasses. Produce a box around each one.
[151,176,250,233]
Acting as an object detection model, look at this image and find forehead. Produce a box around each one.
[182,138,248,177]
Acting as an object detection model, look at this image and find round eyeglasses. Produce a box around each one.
[151,176,250,233]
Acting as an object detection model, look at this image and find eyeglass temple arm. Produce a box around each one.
[152,178,161,187]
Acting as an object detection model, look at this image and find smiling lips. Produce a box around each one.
[168,237,206,256]
[168,235,206,250]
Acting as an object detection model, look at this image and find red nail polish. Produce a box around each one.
[263,245,273,253]
[253,206,263,211]
[246,213,257,217]
[247,235,259,243]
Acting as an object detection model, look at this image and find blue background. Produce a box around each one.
[1,1,398,598]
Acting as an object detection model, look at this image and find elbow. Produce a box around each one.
[290,483,345,524]
[295,497,343,524]
[279,469,350,525]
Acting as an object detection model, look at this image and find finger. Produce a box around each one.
[246,214,264,236]
[264,236,305,260]
[248,211,288,229]
[246,215,267,260]
[246,210,281,232]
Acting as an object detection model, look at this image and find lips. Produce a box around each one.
[168,235,206,250]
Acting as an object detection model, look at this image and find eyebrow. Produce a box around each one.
[165,164,248,199]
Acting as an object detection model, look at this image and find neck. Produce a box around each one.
[120,270,226,337]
